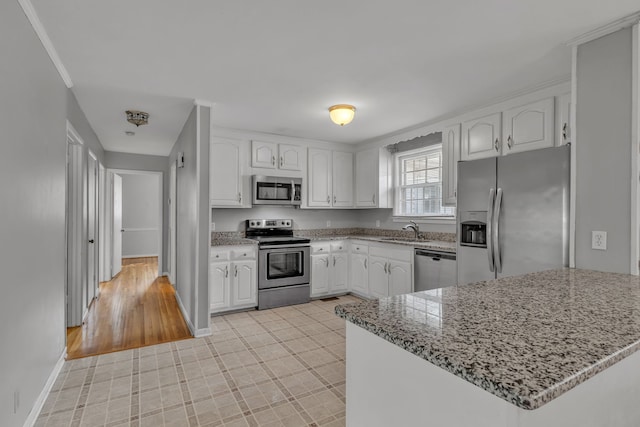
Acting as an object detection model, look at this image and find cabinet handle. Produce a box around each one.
[325,257,329,267]
[280,156,284,167]
[327,195,330,204]
[333,256,336,267]
[562,123,568,141]
[387,262,391,275]
[238,192,242,203]
[272,155,276,166]
[372,193,376,204]
[364,258,367,269]
[383,262,388,274]
[494,138,500,152]
[333,195,337,204]
[225,265,228,278]
[507,135,513,149]
[234,265,238,277]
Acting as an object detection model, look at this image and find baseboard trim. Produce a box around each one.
[194,328,212,338]
[23,347,66,427]
[174,292,195,336]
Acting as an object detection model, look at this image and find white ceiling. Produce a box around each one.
[32,0,640,156]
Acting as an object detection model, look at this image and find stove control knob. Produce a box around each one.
[286,221,290,226]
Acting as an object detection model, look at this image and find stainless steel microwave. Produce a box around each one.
[252,175,302,206]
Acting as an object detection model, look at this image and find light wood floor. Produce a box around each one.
[66,257,192,360]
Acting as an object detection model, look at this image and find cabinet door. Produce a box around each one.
[556,93,571,146]
[310,254,329,296]
[330,252,349,293]
[388,260,412,296]
[368,256,389,299]
[251,140,277,169]
[503,98,554,155]
[349,253,369,295]
[461,112,502,161]
[355,149,377,207]
[442,123,461,206]
[210,138,244,206]
[278,144,304,171]
[308,149,332,207]
[210,261,230,311]
[232,260,257,307]
[332,151,354,207]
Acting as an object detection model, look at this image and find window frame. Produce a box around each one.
[392,145,456,223]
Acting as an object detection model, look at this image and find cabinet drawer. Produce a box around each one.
[351,241,369,254]
[231,248,256,260]
[210,249,230,261]
[330,241,347,252]
[311,243,331,254]
[370,244,412,262]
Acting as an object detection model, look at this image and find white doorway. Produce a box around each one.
[87,150,99,307]
[106,169,163,279]
[169,161,177,286]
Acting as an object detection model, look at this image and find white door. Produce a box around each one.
[66,133,84,327]
[355,149,377,207]
[251,140,277,169]
[86,151,98,308]
[311,254,330,296]
[112,173,123,277]
[502,98,555,155]
[332,151,354,207]
[209,262,230,311]
[210,138,244,206]
[308,149,332,207]
[442,123,461,206]
[330,252,349,292]
[232,260,257,306]
[278,144,303,171]
[349,253,368,295]
[461,112,502,161]
[169,162,177,285]
[368,256,389,299]
[388,260,413,296]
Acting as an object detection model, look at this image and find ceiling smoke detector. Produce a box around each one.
[125,131,135,136]
[126,110,149,127]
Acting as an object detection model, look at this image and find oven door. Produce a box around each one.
[258,245,310,289]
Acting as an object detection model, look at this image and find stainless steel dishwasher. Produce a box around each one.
[414,249,457,291]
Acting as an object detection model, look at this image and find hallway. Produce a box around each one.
[67,257,192,359]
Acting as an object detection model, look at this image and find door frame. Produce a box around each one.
[87,150,99,308]
[106,168,164,278]
[169,160,177,286]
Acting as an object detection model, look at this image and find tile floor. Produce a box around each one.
[36,295,362,427]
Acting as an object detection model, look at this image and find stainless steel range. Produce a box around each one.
[245,219,310,310]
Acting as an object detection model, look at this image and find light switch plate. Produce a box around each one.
[592,231,607,250]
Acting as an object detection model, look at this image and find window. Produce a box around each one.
[394,144,455,217]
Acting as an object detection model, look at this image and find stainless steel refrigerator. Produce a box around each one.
[456,145,570,285]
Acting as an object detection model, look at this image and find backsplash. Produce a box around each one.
[211,228,456,244]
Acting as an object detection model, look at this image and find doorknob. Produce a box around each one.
[88,239,94,243]
[121,229,125,232]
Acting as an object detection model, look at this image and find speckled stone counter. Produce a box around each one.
[336,269,640,410]
[210,232,257,247]
[309,235,456,253]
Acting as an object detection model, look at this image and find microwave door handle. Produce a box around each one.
[291,180,295,203]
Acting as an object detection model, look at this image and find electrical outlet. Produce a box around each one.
[376,220,380,228]
[211,222,215,231]
[592,231,607,250]
[326,220,331,228]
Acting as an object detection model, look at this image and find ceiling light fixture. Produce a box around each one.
[328,104,356,126]
[125,110,149,127]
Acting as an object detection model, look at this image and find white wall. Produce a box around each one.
[575,28,633,273]
[121,173,160,257]
[0,1,67,425]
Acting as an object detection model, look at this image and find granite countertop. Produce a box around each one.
[335,269,640,410]
[310,235,456,253]
[211,238,257,247]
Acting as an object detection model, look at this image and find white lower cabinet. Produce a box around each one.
[209,246,257,313]
[311,241,348,297]
[349,241,369,296]
[367,244,413,298]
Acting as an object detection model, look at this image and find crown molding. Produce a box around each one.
[566,11,640,47]
[18,0,73,88]
[193,99,215,108]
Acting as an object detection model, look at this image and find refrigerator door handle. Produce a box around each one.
[487,188,495,272]
[493,188,504,273]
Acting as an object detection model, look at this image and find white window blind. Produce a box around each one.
[395,145,455,217]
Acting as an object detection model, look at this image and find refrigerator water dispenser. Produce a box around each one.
[460,211,487,247]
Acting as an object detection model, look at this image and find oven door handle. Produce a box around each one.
[260,243,310,249]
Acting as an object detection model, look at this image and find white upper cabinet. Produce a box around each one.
[210,137,246,207]
[461,112,502,161]
[307,148,353,208]
[251,141,304,171]
[332,151,354,207]
[502,98,555,155]
[442,123,460,206]
[251,141,277,169]
[556,93,571,146]
[355,148,391,208]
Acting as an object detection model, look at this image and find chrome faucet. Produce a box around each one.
[402,221,419,240]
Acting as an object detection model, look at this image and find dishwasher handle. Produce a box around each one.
[415,249,456,261]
